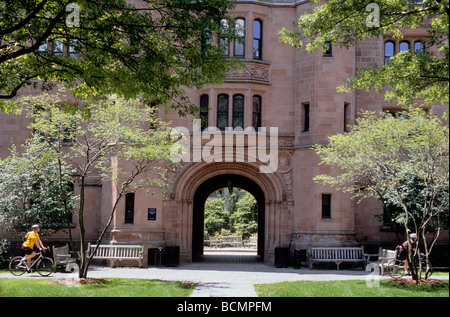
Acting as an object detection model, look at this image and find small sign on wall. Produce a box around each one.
[148,208,157,221]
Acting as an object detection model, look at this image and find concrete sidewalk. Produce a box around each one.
[89,265,388,297]
[2,252,407,297]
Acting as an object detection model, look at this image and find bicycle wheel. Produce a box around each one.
[388,259,405,278]
[36,257,54,276]
[9,256,27,276]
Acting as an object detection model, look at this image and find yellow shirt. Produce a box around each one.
[23,231,40,249]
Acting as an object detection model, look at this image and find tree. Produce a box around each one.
[0,0,239,116]
[17,93,174,278]
[204,198,229,237]
[381,174,449,236]
[0,137,76,240]
[232,192,258,239]
[204,189,258,239]
[279,0,449,112]
[314,109,449,281]
[204,189,238,238]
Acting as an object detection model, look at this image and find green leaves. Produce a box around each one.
[0,139,76,237]
[314,109,449,236]
[315,109,448,188]
[204,198,230,237]
[279,0,449,110]
[1,0,237,116]
[20,93,174,188]
[204,189,258,239]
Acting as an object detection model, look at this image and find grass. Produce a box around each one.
[0,269,447,297]
[255,279,449,297]
[0,278,195,297]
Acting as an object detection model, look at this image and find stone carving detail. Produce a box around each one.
[226,61,270,84]
[277,151,294,200]
[277,151,293,173]
[292,230,357,244]
[278,136,295,148]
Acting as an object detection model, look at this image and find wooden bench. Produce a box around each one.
[205,237,222,248]
[365,247,397,275]
[52,244,77,272]
[220,236,243,247]
[244,237,257,248]
[88,243,144,268]
[308,246,365,270]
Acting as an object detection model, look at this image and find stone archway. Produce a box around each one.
[169,161,289,265]
[192,174,265,261]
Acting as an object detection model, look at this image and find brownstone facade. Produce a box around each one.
[1,0,447,265]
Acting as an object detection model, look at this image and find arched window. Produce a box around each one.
[399,40,410,53]
[201,23,211,57]
[234,18,245,58]
[252,95,262,129]
[37,43,48,55]
[217,94,229,131]
[200,94,209,130]
[219,19,230,57]
[53,39,64,56]
[253,19,263,59]
[232,94,245,129]
[384,41,395,64]
[414,40,424,54]
[68,39,78,58]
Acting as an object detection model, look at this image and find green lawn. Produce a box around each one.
[0,278,195,297]
[1,274,448,297]
[255,279,449,297]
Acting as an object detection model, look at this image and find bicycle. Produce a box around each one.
[387,253,433,279]
[9,249,55,277]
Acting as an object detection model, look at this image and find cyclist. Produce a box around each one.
[398,233,417,275]
[21,224,47,270]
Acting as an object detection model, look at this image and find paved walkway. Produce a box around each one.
[2,252,447,297]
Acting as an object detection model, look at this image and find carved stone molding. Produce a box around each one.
[172,162,287,203]
[292,230,357,246]
[277,151,293,173]
[226,61,270,84]
[278,136,295,148]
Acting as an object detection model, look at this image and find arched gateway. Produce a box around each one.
[193,174,265,261]
[168,161,290,265]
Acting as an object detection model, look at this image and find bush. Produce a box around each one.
[0,239,10,267]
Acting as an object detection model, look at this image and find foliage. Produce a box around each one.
[13,93,175,278]
[204,198,230,237]
[314,109,449,280]
[0,239,10,267]
[381,174,449,234]
[204,189,258,239]
[0,136,76,239]
[232,192,258,239]
[0,0,239,116]
[279,0,449,111]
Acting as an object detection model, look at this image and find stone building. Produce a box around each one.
[0,0,447,266]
